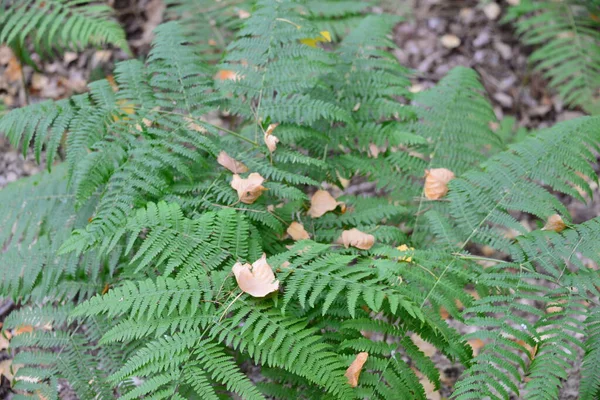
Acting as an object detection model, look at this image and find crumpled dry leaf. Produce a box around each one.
[218,151,248,174]
[345,352,368,387]
[264,123,280,153]
[542,214,566,232]
[424,168,455,200]
[397,244,415,262]
[440,34,461,49]
[300,31,332,47]
[308,190,343,218]
[340,228,375,250]
[232,253,279,297]
[287,222,310,240]
[231,173,267,204]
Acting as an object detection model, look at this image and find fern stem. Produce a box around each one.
[452,253,508,264]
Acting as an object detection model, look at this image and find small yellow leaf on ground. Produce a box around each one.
[424,168,455,200]
[218,151,249,174]
[397,244,414,262]
[300,31,332,47]
[542,214,566,232]
[345,352,368,387]
[440,34,461,49]
[232,253,279,297]
[308,190,343,218]
[231,173,267,204]
[264,123,280,153]
[287,222,310,240]
[340,228,375,250]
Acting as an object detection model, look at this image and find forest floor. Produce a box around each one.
[0,0,596,398]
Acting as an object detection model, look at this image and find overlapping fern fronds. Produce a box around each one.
[505,0,600,113]
[0,0,129,58]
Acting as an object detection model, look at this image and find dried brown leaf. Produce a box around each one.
[264,123,280,153]
[345,352,368,387]
[218,151,249,174]
[542,214,566,232]
[232,254,279,297]
[287,222,310,240]
[308,190,342,218]
[411,333,437,357]
[231,173,267,204]
[424,168,455,200]
[340,228,375,250]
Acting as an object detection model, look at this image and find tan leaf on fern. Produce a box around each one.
[339,228,375,250]
[232,253,279,297]
[542,214,566,232]
[424,168,455,200]
[264,123,280,153]
[308,190,343,218]
[345,352,368,387]
[287,222,310,240]
[218,151,248,174]
[231,173,267,204]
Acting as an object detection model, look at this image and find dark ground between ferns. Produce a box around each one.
[0,0,597,398]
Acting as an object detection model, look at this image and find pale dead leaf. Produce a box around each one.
[411,333,437,357]
[218,151,248,174]
[368,143,380,158]
[507,0,520,4]
[409,84,424,93]
[287,222,310,240]
[440,34,461,49]
[232,253,279,297]
[14,325,33,336]
[231,173,267,204]
[424,168,455,200]
[0,332,9,351]
[5,56,21,82]
[345,352,368,387]
[0,359,22,381]
[264,123,280,153]
[215,69,242,81]
[184,116,207,133]
[482,2,501,20]
[238,9,251,19]
[308,190,343,218]
[397,244,414,262]
[340,228,375,250]
[468,338,485,356]
[542,214,566,232]
[420,376,441,400]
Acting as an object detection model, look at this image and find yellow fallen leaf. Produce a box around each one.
[264,123,280,153]
[340,228,375,250]
[300,31,332,47]
[345,352,368,387]
[218,151,249,174]
[287,221,310,240]
[231,173,268,204]
[424,168,455,200]
[232,253,279,297]
[542,214,566,232]
[307,190,343,218]
[397,244,414,262]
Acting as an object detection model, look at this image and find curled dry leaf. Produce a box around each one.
[287,222,310,240]
[231,173,267,204]
[340,228,375,250]
[345,352,368,387]
[264,123,280,153]
[14,325,33,336]
[232,253,279,297]
[218,151,248,174]
[308,190,343,218]
[397,244,414,262]
[542,214,566,232]
[424,168,455,200]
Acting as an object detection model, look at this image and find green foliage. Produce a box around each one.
[505,0,600,113]
[0,0,129,59]
[1,1,600,399]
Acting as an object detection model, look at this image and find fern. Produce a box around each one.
[505,0,600,113]
[0,0,129,58]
